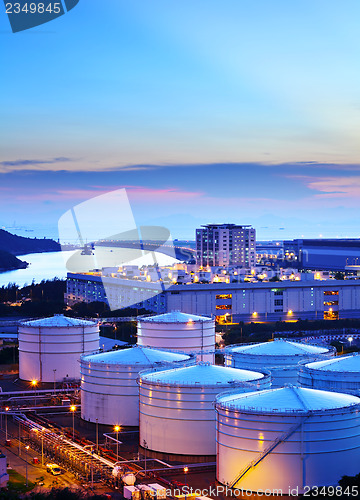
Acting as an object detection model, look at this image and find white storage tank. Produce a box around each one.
[137,311,215,363]
[216,385,360,493]
[299,353,360,396]
[138,362,270,456]
[225,339,334,387]
[19,314,99,382]
[81,345,191,425]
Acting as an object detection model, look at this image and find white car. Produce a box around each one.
[46,463,62,476]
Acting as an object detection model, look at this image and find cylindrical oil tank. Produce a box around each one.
[19,314,99,382]
[299,353,360,396]
[138,362,271,456]
[216,386,360,493]
[225,339,334,387]
[137,311,215,363]
[80,345,191,425]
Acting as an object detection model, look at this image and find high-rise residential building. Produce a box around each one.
[196,224,256,267]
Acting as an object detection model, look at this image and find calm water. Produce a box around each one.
[0,250,178,288]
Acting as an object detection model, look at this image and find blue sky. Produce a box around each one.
[1,1,360,240]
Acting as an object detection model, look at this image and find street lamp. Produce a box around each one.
[31,380,38,407]
[114,425,120,462]
[5,407,9,441]
[184,466,189,500]
[95,418,98,455]
[70,405,76,440]
[348,336,354,347]
[143,439,148,476]
[53,369,57,394]
[41,428,45,467]
[25,445,29,487]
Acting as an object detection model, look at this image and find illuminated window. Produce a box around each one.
[324,291,339,296]
[216,294,232,300]
[216,305,232,310]
[324,301,338,306]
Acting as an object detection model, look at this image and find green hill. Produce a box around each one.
[0,229,60,256]
[0,249,28,273]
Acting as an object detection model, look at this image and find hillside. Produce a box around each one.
[0,229,60,256]
[0,249,28,273]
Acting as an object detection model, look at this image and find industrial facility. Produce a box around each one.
[18,314,100,382]
[216,386,360,493]
[80,345,192,425]
[299,353,360,395]
[137,311,215,362]
[225,339,335,387]
[138,362,271,456]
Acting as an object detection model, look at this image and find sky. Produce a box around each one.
[1,1,360,240]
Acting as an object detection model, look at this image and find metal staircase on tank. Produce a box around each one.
[229,415,309,488]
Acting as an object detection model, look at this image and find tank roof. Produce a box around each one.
[82,345,190,365]
[139,311,213,323]
[305,353,360,373]
[217,385,360,413]
[140,363,265,385]
[228,339,329,356]
[20,314,97,327]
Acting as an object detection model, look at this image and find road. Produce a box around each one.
[1,426,117,497]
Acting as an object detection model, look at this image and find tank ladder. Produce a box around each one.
[229,416,308,488]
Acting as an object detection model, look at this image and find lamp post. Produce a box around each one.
[95,418,98,455]
[41,428,45,467]
[53,369,56,395]
[18,420,21,456]
[70,405,76,441]
[184,466,188,500]
[25,445,29,487]
[348,336,354,347]
[31,380,38,407]
[5,407,9,441]
[114,425,120,462]
[143,439,148,476]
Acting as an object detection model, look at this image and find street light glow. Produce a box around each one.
[114,425,120,433]
[70,405,76,412]
[31,380,37,387]
[184,466,189,473]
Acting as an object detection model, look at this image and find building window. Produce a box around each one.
[216,294,232,299]
[216,305,232,310]
[274,299,283,306]
[324,301,339,306]
[324,291,339,296]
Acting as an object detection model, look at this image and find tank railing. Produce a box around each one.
[228,415,310,488]
[215,401,360,414]
[18,315,99,326]
[224,340,336,355]
[136,370,267,390]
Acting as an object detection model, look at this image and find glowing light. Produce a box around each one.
[31,380,38,387]
[70,405,76,412]
[114,425,121,433]
[183,467,189,473]
[252,312,257,317]
[288,310,293,315]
